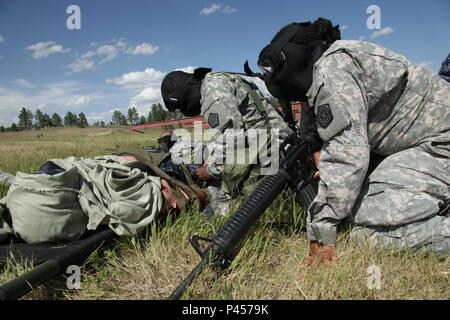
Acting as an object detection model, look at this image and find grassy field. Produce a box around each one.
[0,127,448,300]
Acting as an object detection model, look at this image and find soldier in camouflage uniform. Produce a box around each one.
[258,18,449,262]
[438,53,450,83]
[161,68,291,216]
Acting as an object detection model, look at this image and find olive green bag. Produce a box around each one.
[3,167,87,244]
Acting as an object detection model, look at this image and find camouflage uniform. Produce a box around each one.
[169,135,211,165]
[306,40,450,255]
[438,53,450,83]
[200,72,292,215]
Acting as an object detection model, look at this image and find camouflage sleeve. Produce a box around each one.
[307,53,371,246]
[200,74,246,178]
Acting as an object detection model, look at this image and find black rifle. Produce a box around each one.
[168,126,317,299]
[0,229,115,300]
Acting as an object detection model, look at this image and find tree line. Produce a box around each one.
[108,103,182,126]
[0,103,184,132]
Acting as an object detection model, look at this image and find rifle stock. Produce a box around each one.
[0,229,115,300]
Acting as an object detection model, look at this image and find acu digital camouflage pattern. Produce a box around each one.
[306,40,450,254]
[169,136,213,165]
[198,72,292,216]
[200,72,291,179]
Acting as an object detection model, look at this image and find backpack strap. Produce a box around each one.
[238,78,271,128]
[114,147,207,209]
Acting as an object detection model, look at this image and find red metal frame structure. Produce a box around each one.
[132,102,303,130]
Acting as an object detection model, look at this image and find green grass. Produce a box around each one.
[0,127,448,300]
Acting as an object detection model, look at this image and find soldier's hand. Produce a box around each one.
[196,166,212,181]
[305,241,336,267]
[312,151,321,179]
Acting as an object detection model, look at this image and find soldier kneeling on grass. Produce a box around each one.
[257,17,450,263]
[0,147,209,245]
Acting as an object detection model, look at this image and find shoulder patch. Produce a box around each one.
[316,104,333,128]
[208,113,220,128]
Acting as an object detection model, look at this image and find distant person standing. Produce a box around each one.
[438,53,450,82]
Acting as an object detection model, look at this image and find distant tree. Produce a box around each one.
[100,121,106,127]
[43,113,52,127]
[51,113,63,127]
[119,114,128,126]
[18,107,33,130]
[35,109,52,128]
[64,111,78,126]
[77,112,89,128]
[0,125,5,132]
[111,110,123,126]
[146,110,153,123]
[148,103,167,122]
[35,109,44,126]
[10,123,19,132]
[27,109,34,127]
[127,107,139,126]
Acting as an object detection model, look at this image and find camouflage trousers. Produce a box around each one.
[206,164,263,218]
[350,145,450,255]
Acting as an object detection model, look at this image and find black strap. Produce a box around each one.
[269,24,303,55]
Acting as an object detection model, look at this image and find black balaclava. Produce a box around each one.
[258,18,340,101]
[161,68,212,117]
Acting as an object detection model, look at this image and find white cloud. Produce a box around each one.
[25,41,70,59]
[66,58,94,74]
[175,66,197,73]
[0,81,114,126]
[66,44,118,73]
[66,39,160,74]
[200,4,222,15]
[130,87,161,106]
[106,67,168,113]
[0,35,5,42]
[114,39,128,48]
[96,45,118,64]
[13,79,36,89]
[358,35,366,41]
[106,67,166,90]
[126,43,159,55]
[370,27,395,39]
[340,25,349,30]
[64,96,91,108]
[86,109,116,123]
[223,6,237,14]
[81,50,96,59]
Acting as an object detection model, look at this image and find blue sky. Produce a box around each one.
[0,0,449,127]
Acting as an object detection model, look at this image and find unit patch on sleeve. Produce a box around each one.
[316,104,333,128]
[208,113,220,128]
